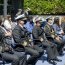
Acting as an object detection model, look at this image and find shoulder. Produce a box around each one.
[14,25,20,29]
[33,26,37,30]
[53,24,56,27]
[44,24,48,29]
[13,25,21,32]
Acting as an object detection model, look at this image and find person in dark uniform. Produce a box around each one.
[32,17,61,65]
[0,18,26,65]
[12,14,44,65]
[44,17,64,56]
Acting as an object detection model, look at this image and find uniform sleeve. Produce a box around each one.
[44,25,51,37]
[12,28,22,44]
[0,28,5,41]
[32,28,39,39]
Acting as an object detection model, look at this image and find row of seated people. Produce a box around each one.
[0,18,27,65]
[0,15,65,65]
[0,16,44,65]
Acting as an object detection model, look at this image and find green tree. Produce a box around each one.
[24,0,65,14]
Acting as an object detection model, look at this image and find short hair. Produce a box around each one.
[35,21,40,24]
[54,17,59,24]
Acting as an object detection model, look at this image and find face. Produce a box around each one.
[36,22,41,27]
[48,19,53,25]
[19,20,24,26]
[9,17,11,21]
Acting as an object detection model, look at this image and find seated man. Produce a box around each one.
[44,17,64,55]
[12,14,44,65]
[0,18,26,65]
[32,17,61,65]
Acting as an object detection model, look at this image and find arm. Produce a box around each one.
[32,28,39,39]
[13,28,22,44]
[44,25,51,37]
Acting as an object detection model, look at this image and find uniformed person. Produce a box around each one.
[0,18,26,65]
[32,17,61,65]
[44,17,64,56]
[12,14,44,65]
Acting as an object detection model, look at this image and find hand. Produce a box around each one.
[60,30,64,35]
[5,31,12,36]
[61,32,64,35]
[22,41,28,47]
[51,35,55,38]
[40,38,44,42]
[29,39,32,42]
[4,46,10,51]
[55,36,61,42]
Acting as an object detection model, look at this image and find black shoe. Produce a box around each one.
[54,58,62,62]
[63,48,65,51]
[47,59,57,65]
[53,62,57,65]
[59,53,64,56]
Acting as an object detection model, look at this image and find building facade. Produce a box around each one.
[0,0,24,15]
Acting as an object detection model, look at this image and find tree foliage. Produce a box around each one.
[24,0,65,14]
[0,0,65,15]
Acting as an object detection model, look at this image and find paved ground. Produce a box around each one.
[4,51,65,65]
[36,51,65,65]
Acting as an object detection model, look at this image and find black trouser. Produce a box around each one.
[34,41,58,60]
[50,38,65,55]
[14,51,27,65]
[47,37,65,55]
[42,41,58,60]
[1,51,26,65]
[33,45,44,57]
[24,45,44,65]
[54,41,64,55]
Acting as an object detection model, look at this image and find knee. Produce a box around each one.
[13,55,19,62]
[39,49,44,54]
[33,51,39,57]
